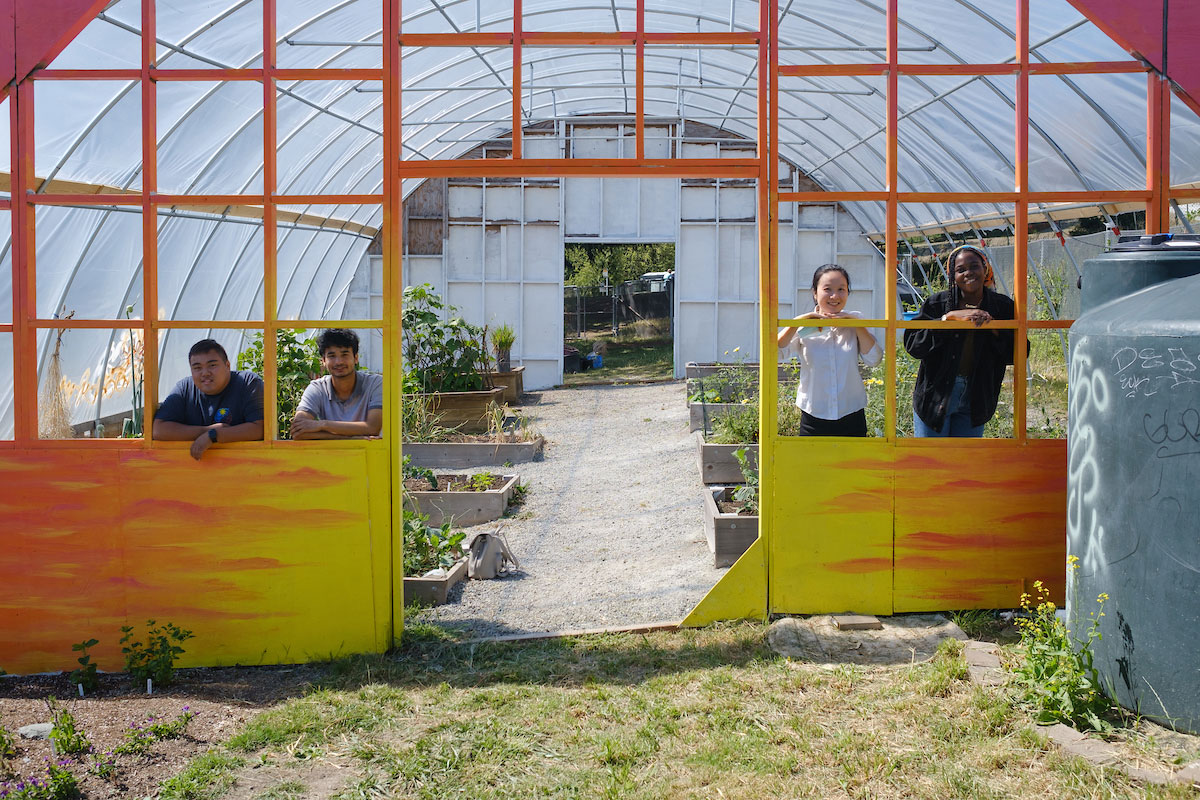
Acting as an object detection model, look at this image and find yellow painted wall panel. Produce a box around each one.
[769,439,895,615]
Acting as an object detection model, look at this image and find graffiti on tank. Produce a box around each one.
[1068,347,1109,576]
[1111,346,1200,398]
[1142,406,1200,459]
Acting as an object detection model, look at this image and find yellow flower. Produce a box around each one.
[733,347,740,353]
[1067,554,1080,565]
[1097,593,1108,602]
[1033,580,1044,589]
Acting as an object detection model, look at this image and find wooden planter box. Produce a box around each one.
[403,436,544,468]
[414,387,506,433]
[694,431,757,485]
[688,402,746,433]
[404,473,519,527]
[703,487,759,568]
[485,365,525,404]
[403,556,468,606]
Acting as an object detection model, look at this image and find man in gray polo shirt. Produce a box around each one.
[290,329,384,439]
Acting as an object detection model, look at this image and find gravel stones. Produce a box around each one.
[413,381,724,638]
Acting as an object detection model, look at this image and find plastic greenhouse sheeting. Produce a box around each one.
[3,0,1200,437]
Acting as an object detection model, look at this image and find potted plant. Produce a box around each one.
[403,284,504,431]
[487,323,524,404]
[492,323,515,372]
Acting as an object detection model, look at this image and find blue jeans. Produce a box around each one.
[914,376,985,438]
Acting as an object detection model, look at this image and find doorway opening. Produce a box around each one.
[562,242,676,385]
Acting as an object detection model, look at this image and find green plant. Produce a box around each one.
[1010,558,1112,731]
[491,323,516,352]
[468,472,497,491]
[402,508,465,577]
[0,759,79,799]
[402,284,490,394]
[400,391,460,443]
[731,447,759,516]
[67,639,99,694]
[115,707,197,756]
[401,454,438,490]
[237,329,322,439]
[46,698,90,757]
[87,751,117,780]
[119,620,194,687]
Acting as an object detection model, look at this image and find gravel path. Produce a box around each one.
[413,381,726,638]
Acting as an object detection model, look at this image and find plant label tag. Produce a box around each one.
[147,678,153,695]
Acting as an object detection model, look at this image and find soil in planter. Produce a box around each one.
[717,500,757,516]
[403,473,503,492]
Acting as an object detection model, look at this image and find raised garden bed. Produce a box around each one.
[403,436,544,468]
[403,472,520,527]
[413,386,506,432]
[694,431,757,485]
[403,556,468,606]
[688,402,746,433]
[703,487,759,568]
[485,365,525,404]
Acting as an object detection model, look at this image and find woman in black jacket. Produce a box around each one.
[903,245,1018,437]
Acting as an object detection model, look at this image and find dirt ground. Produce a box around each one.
[0,665,321,799]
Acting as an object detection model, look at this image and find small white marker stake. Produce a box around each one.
[78,683,84,698]
[146,678,153,695]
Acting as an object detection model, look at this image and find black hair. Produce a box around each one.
[188,338,228,362]
[811,263,851,293]
[317,328,360,357]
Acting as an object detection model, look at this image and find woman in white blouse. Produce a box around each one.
[777,264,882,436]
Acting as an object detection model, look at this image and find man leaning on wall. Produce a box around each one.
[290,328,383,440]
[153,338,265,460]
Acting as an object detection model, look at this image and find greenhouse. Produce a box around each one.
[2,0,1199,673]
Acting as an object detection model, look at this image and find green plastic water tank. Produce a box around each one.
[1068,271,1200,734]
[1080,233,1200,313]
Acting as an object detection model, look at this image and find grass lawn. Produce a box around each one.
[562,335,674,386]
[158,622,1195,799]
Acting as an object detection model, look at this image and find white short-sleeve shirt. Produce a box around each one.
[787,310,882,421]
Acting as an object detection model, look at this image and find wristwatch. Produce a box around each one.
[207,428,218,443]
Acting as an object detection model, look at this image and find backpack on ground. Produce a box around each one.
[467,524,519,579]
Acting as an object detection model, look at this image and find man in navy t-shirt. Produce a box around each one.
[153,338,265,460]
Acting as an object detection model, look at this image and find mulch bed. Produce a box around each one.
[0,665,321,799]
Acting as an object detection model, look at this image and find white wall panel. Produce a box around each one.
[717,303,758,359]
[524,186,559,221]
[446,225,482,278]
[485,185,521,221]
[681,186,716,220]
[446,280,483,321]
[602,178,639,237]
[405,255,444,290]
[677,226,716,301]
[523,226,562,281]
[564,178,600,236]
[677,301,717,367]
[640,180,677,237]
[718,186,756,220]
[448,185,482,218]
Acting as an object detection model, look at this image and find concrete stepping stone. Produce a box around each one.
[768,613,967,665]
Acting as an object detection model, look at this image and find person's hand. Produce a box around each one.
[289,416,324,437]
[797,311,823,320]
[191,428,214,460]
[822,310,853,319]
[943,308,992,327]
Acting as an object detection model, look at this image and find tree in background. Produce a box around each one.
[564,243,674,287]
